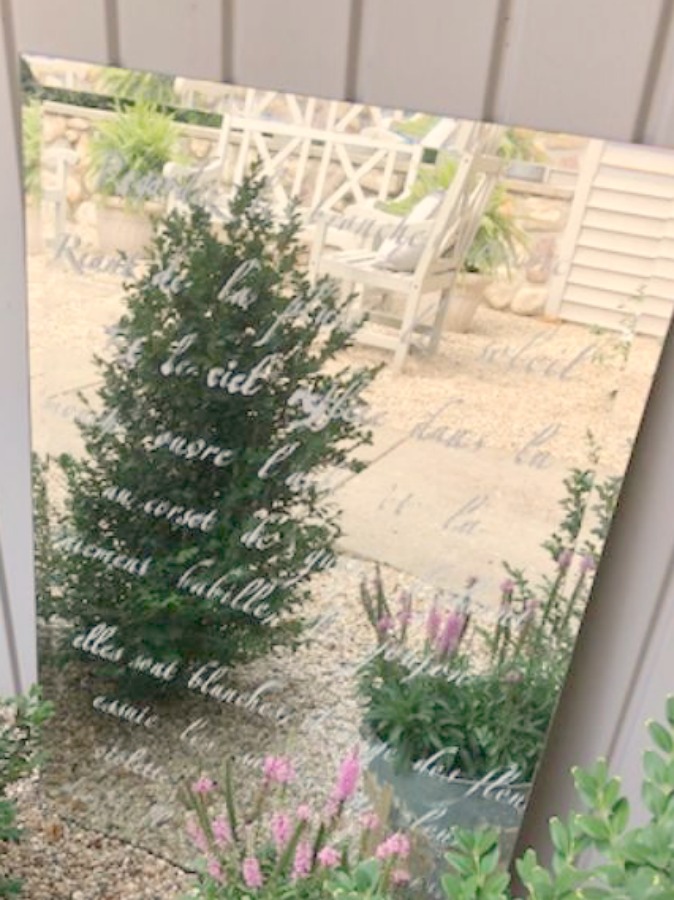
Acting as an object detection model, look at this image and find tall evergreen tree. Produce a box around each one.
[55,174,378,676]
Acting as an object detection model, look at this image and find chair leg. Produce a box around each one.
[392,285,424,373]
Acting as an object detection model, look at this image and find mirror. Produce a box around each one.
[22,53,673,895]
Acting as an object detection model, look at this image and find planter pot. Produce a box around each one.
[96,196,163,257]
[441,272,490,333]
[364,734,529,895]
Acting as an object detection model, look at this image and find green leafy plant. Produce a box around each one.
[180,751,407,899]
[359,462,621,782]
[50,172,379,681]
[0,686,53,898]
[21,101,41,199]
[442,696,674,899]
[90,101,178,203]
[381,153,527,277]
[97,67,176,105]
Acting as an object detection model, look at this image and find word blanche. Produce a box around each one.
[187,663,292,724]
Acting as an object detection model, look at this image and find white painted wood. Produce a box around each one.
[234,0,352,99]
[12,0,109,63]
[356,0,500,119]
[117,0,224,81]
[0,8,36,695]
[496,0,664,141]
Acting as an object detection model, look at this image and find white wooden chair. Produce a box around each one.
[307,123,504,371]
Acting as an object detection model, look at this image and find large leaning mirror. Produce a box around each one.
[20,53,674,897]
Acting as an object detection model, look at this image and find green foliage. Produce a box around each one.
[380,153,527,276]
[50,173,379,680]
[0,686,53,898]
[97,67,176,105]
[21,102,41,198]
[90,101,178,200]
[359,462,621,783]
[442,697,674,899]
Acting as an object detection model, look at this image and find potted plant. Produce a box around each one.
[357,463,621,875]
[89,100,178,255]
[22,100,42,254]
[441,696,674,899]
[380,151,528,333]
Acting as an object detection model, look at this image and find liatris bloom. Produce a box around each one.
[192,775,216,794]
[426,604,442,644]
[263,755,295,785]
[206,857,225,882]
[500,578,515,595]
[396,589,413,626]
[271,812,292,850]
[435,610,465,658]
[580,554,596,575]
[360,810,380,831]
[292,840,313,879]
[331,748,360,804]
[296,803,312,822]
[317,846,341,868]
[242,856,264,889]
[185,814,208,853]
[375,832,411,860]
[211,815,231,847]
[391,868,411,885]
[376,615,394,636]
[557,548,573,570]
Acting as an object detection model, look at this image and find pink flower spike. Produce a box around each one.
[436,611,465,658]
[375,832,411,861]
[206,857,225,883]
[296,803,312,822]
[292,840,313,880]
[192,775,216,794]
[185,815,209,854]
[558,549,573,571]
[331,747,360,804]
[211,815,231,847]
[391,868,411,885]
[317,846,341,868]
[500,578,515,596]
[580,554,596,574]
[426,604,442,644]
[271,812,292,851]
[242,856,264,889]
[263,755,296,785]
[376,615,394,635]
[359,810,380,831]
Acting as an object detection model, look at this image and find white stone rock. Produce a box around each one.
[66,175,83,205]
[190,138,212,160]
[75,200,97,227]
[511,286,547,316]
[42,116,66,143]
[68,117,90,131]
[484,281,518,310]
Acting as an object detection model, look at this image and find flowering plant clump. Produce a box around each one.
[180,751,411,899]
[358,463,621,783]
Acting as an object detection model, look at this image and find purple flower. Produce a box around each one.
[185,814,208,853]
[296,803,312,822]
[192,775,216,794]
[557,549,573,571]
[292,840,313,880]
[396,589,413,626]
[435,611,466,658]
[375,832,411,860]
[317,846,341,868]
[242,856,264,889]
[426,604,442,644]
[263,755,295,785]
[376,616,394,635]
[211,814,231,847]
[500,578,515,596]
[580,554,596,575]
[271,812,292,850]
[207,857,224,882]
[360,810,380,831]
[331,747,360,804]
